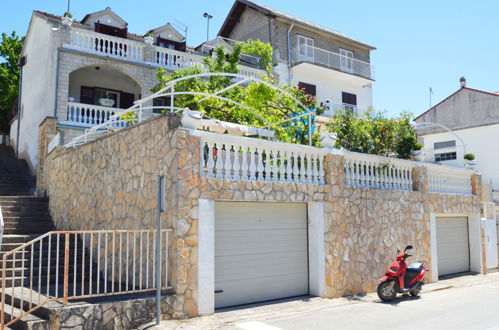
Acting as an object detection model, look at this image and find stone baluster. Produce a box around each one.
[264,148,272,182]
[207,142,215,178]
[249,147,257,180]
[256,147,265,181]
[285,151,293,182]
[345,160,351,185]
[278,151,286,182]
[215,144,224,179]
[306,154,313,183]
[224,144,233,179]
[271,150,279,181]
[312,155,319,184]
[299,153,307,183]
[241,147,248,180]
[292,152,300,183]
[232,145,241,180]
[358,160,365,187]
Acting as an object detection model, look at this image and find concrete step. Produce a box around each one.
[1,302,49,330]
[0,197,48,204]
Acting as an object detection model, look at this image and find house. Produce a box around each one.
[414,77,499,190]
[218,0,376,115]
[8,7,263,172]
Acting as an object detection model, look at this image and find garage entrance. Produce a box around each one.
[214,202,309,308]
[436,217,470,276]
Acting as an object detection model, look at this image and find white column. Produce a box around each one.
[198,199,215,315]
[429,213,439,283]
[468,213,483,274]
[308,202,326,297]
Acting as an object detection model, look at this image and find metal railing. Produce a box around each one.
[292,44,374,80]
[1,229,172,329]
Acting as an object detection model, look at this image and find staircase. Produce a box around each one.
[0,145,53,329]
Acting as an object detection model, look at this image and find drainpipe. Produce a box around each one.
[54,49,61,117]
[16,56,26,157]
[287,23,294,85]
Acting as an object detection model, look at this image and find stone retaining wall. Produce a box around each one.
[42,114,483,320]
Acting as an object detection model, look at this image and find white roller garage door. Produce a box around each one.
[436,217,470,276]
[215,202,309,308]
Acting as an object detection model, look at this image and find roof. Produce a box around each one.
[219,0,376,50]
[415,87,499,120]
[81,7,127,27]
[34,10,144,39]
[147,23,185,41]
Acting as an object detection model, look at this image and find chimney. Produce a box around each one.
[460,77,466,88]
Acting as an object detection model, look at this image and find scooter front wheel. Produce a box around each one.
[377,280,397,302]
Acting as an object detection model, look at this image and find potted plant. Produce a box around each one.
[181,108,203,129]
[144,32,154,45]
[464,153,477,170]
[62,12,73,26]
[98,92,115,107]
[320,130,337,149]
[411,142,425,162]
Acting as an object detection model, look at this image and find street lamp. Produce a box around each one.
[203,12,213,42]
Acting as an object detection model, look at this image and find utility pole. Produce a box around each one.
[203,12,213,42]
[67,0,71,13]
[429,86,433,108]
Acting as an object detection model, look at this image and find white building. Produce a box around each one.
[415,79,499,190]
[218,0,375,115]
[9,8,263,171]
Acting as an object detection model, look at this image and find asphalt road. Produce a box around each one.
[226,278,499,330]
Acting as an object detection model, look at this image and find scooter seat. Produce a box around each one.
[407,262,424,272]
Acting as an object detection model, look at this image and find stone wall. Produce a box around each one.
[42,114,483,320]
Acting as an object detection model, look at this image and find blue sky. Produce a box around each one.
[2,0,498,118]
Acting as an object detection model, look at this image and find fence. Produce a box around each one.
[1,229,172,329]
[195,131,329,184]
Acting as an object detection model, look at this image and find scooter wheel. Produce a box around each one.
[377,280,397,302]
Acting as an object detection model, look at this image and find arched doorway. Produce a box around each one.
[66,66,142,127]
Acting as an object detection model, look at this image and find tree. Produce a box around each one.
[154,40,327,145]
[326,110,419,159]
[0,31,23,131]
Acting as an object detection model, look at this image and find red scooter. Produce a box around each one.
[377,245,427,302]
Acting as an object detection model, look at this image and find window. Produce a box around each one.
[297,35,314,61]
[94,22,127,38]
[341,92,357,114]
[340,48,353,73]
[298,82,316,96]
[80,86,135,109]
[435,152,457,162]
[434,140,456,149]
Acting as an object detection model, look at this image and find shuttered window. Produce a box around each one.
[80,86,96,105]
[342,92,357,105]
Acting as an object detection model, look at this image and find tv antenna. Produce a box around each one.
[173,19,188,43]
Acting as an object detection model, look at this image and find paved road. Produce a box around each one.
[226,278,499,330]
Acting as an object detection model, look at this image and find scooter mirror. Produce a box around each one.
[404,245,413,251]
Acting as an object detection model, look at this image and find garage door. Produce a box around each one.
[215,202,309,308]
[436,217,470,276]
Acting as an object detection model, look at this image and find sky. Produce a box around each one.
[1,0,498,118]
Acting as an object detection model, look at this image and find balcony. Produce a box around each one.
[67,29,264,79]
[291,44,374,80]
[61,102,127,128]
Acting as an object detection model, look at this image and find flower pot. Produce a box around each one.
[62,16,73,26]
[144,36,154,45]
[465,160,477,170]
[320,132,337,149]
[181,109,203,129]
[411,150,425,162]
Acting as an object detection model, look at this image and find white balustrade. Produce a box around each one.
[344,151,415,191]
[155,47,205,70]
[427,165,473,195]
[69,29,144,60]
[193,130,329,184]
[292,44,374,80]
[65,102,127,128]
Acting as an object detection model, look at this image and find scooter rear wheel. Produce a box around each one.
[377,280,397,302]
